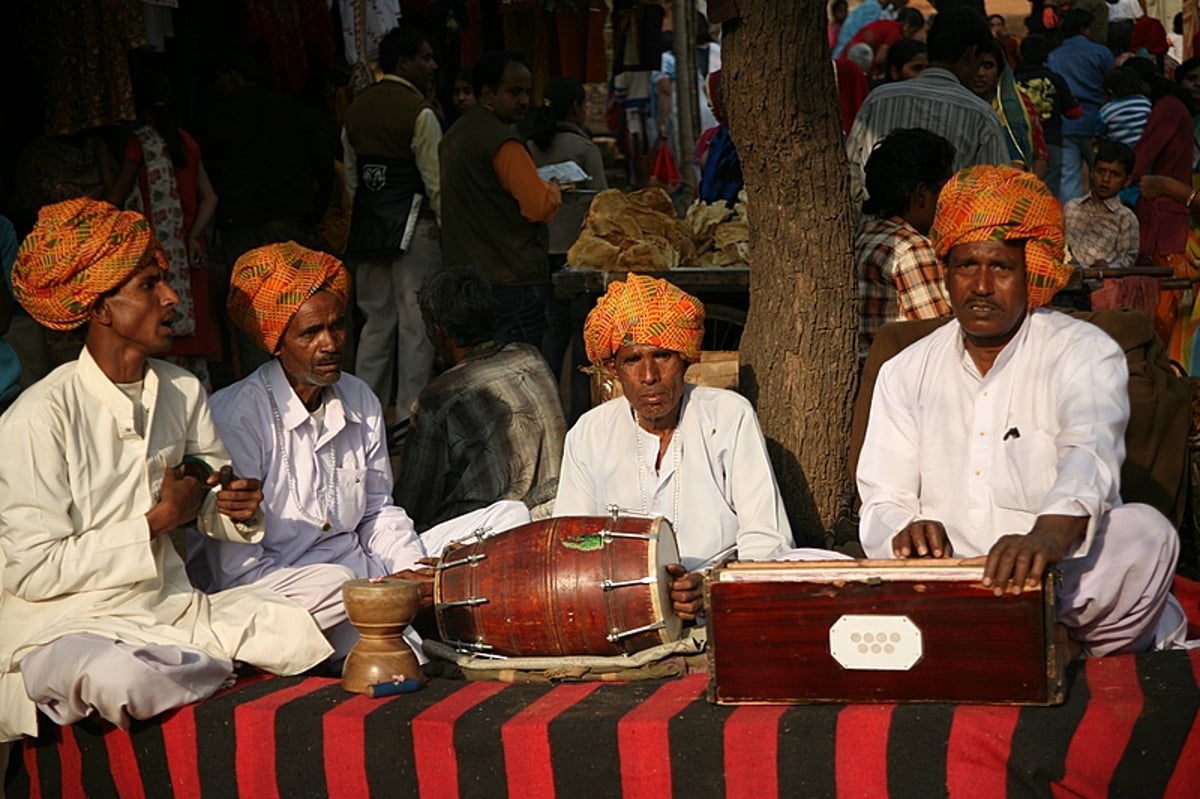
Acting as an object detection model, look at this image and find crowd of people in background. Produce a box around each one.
[841,0,1200,374]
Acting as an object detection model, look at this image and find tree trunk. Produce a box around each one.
[722,2,858,545]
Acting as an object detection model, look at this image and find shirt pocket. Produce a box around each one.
[991,430,1057,513]
[334,467,368,530]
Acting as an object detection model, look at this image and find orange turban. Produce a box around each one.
[583,273,706,363]
[930,165,1071,308]
[12,198,166,330]
[227,241,350,353]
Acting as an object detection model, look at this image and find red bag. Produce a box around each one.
[650,140,681,190]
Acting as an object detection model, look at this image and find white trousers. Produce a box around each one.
[20,633,233,731]
[352,218,441,415]
[1058,503,1186,657]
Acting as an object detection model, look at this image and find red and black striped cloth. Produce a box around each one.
[5,649,1200,798]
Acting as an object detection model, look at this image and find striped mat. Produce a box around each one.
[6,649,1200,798]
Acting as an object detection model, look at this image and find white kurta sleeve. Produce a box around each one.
[1038,330,1128,557]
[552,427,600,516]
[0,411,156,600]
[354,410,427,572]
[205,396,279,586]
[857,359,925,558]
[727,404,794,559]
[189,391,265,545]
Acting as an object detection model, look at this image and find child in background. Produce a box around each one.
[1014,34,1083,200]
[1064,140,1140,268]
[1097,66,1152,148]
[452,66,476,116]
[829,1,848,51]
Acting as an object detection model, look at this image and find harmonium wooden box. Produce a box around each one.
[705,560,1065,706]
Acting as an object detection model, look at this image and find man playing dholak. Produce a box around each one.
[857,165,1187,658]
[202,242,530,660]
[554,274,795,619]
[0,200,332,743]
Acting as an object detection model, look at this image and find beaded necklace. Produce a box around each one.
[633,409,682,530]
[266,375,337,532]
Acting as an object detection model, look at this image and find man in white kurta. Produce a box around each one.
[554,273,793,619]
[555,384,793,570]
[0,199,332,743]
[206,242,529,660]
[857,165,1184,657]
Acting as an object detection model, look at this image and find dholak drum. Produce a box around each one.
[434,512,682,657]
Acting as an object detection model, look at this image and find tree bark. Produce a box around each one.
[722,2,858,544]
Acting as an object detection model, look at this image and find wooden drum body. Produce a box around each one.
[434,514,682,657]
[341,577,422,694]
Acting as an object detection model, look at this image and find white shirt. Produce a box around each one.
[857,310,1128,559]
[0,349,331,741]
[554,385,794,570]
[204,360,426,589]
[1108,0,1144,23]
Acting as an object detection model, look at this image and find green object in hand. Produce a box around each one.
[178,455,215,483]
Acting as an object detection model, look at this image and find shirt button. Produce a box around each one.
[979,432,985,437]
[982,391,988,397]
[974,470,981,476]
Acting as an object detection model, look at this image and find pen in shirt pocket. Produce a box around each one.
[1003,427,1021,441]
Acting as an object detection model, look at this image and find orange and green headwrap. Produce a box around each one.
[930,165,1071,308]
[12,198,167,330]
[227,241,350,353]
[583,273,706,364]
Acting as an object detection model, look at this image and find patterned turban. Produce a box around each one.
[12,198,166,330]
[583,273,706,363]
[930,165,1071,308]
[227,241,350,354]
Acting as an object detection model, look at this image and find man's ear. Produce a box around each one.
[479,85,495,108]
[90,296,112,326]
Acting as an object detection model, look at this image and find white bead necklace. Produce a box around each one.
[633,409,682,532]
[266,375,337,532]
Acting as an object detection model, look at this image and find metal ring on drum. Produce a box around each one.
[433,514,682,657]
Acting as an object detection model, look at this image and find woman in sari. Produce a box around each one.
[971,40,1047,180]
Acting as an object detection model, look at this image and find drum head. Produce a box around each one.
[650,517,683,645]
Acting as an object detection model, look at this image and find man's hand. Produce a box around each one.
[1138,174,1170,200]
[982,515,1086,596]
[665,563,703,620]
[208,466,263,523]
[186,236,205,268]
[146,467,205,539]
[389,566,435,610]
[891,520,953,559]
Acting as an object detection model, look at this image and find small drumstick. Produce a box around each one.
[693,545,738,571]
[218,465,234,490]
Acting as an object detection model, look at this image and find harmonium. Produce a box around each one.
[705,560,1066,706]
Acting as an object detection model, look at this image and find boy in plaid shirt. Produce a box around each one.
[855,128,957,356]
